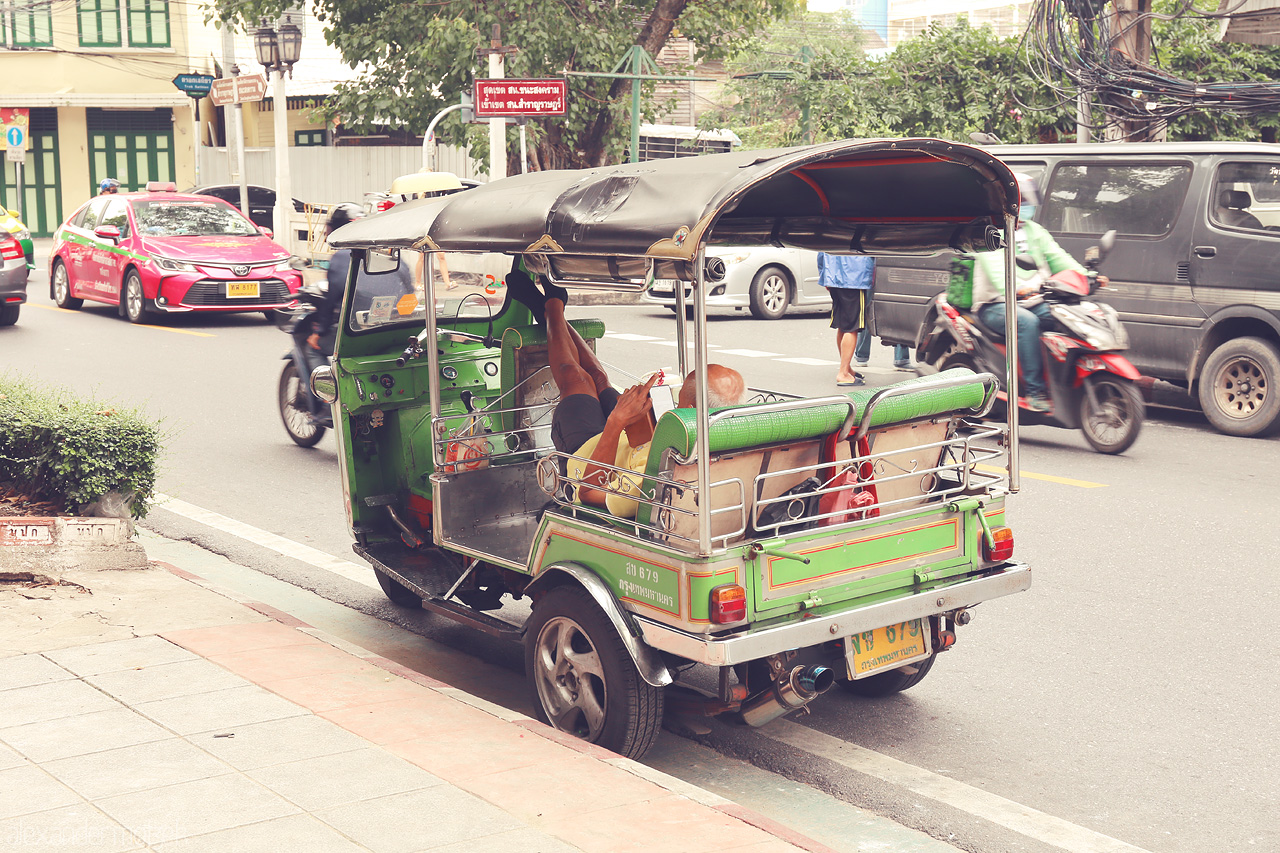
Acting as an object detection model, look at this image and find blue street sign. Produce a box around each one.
[172,74,215,97]
[6,126,23,148]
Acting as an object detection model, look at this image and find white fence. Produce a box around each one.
[196,144,485,206]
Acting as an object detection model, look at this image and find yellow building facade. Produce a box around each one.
[1,0,206,235]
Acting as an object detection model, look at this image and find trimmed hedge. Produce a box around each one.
[0,375,163,519]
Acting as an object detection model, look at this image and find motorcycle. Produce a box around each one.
[274,269,332,447]
[917,230,1145,454]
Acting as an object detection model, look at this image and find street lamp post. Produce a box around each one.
[254,15,301,252]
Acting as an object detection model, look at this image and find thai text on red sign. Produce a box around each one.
[474,79,567,117]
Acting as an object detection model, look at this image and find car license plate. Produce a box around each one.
[649,279,678,294]
[844,619,930,679]
[226,281,259,298]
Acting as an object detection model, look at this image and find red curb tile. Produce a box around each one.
[319,694,495,744]
[715,805,839,853]
[259,667,427,713]
[512,718,619,760]
[541,793,787,853]
[208,641,370,683]
[387,724,574,783]
[363,656,452,689]
[162,622,325,658]
[241,600,312,628]
[153,561,201,582]
[456,755,669,823]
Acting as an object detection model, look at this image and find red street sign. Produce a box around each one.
[473,78,567,117]
[210,74,268,107]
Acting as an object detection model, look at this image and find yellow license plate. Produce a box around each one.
[845,619,931,679]
[226,281,259,298]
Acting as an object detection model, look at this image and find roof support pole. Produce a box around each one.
[1002,212,1020,493]
[693,244,712,556]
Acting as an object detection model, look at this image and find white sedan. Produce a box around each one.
[641,246,827,320]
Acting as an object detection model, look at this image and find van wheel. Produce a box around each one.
[1198,337,1280,437]
[525,585,663,759]
[838,652,937,697]
[749,265,790,320]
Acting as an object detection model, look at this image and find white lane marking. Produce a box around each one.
[775,357,839,366]
[603,332,663,341]
[716,348,782,358]
[152,493,380,590]
[765,721,1152,853]
[649,340,720,349]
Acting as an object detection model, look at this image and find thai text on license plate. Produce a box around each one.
[844,618,930,679]
[226,281,259,298]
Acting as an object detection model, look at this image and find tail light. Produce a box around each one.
[982,525,1014,562]
[0,235,21,261]
[710,584,746,624]
[376,199,395,212]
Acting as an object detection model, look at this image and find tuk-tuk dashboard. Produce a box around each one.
[337,350,501,411]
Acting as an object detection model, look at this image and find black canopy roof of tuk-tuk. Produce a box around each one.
[329,138,1018,281]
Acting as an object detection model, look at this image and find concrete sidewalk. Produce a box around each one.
[0,557,828,853]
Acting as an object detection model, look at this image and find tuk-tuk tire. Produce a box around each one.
[374,569,422,608]
[525,585,663,759]
[837,651,937,698]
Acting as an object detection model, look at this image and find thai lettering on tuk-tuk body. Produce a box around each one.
[315,139,1029,759]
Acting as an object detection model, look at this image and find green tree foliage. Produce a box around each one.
[1153,2,1280,141]
[706,16,1075,149]
[209,0,800,170]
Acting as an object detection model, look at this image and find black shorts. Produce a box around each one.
[828,288,867,333]
[551,388,621,455]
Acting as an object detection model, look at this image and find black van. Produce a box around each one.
[872,142,1280,437]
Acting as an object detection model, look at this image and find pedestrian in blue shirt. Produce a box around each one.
[818,253,872,386]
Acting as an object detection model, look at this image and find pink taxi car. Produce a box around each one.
[50,183,302,323]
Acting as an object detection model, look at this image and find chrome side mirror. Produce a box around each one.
[310,364,337,404]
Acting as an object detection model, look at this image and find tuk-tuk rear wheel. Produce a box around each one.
[374,569,422,608]
[525,585,663,759]
[838,651,937,698]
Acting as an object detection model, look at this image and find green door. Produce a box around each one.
[1,108,61,237]
[86,108,174,194]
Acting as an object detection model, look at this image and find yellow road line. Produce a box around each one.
[31,303,215,337]
[976,463,1107,488]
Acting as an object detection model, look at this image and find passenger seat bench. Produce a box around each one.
[635,368,995,547]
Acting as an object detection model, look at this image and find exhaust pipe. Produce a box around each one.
[739,664,835,727]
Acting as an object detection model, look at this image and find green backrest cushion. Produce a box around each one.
[635,367,990,529]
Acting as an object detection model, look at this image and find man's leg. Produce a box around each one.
[837,329,861,383]
[1014,304,1047,398]
[545,298,597,400]
[854,327,871,364]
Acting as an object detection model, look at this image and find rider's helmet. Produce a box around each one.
[1014,173,1040,222]
[99,178,120,194]
[326,202,365,236]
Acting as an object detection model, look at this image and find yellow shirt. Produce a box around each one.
[567,432,652,519]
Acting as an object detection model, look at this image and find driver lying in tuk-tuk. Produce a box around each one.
[505,263,746,518]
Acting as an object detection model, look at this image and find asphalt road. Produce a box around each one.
[6,266,1278,853]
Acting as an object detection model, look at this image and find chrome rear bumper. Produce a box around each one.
[634,562,1031,666]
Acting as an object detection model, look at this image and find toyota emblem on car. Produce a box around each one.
[232,264,250,277]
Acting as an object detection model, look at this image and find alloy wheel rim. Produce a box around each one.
[54,266,67,301]
[127,279,143,319]
[533,615,606,741]
[762,275,786,313]
[1213,357,1267,420]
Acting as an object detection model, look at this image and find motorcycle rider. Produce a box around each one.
[971,173,1086,412]
[99,178,120,195]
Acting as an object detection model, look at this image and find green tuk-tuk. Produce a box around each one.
[313,138,1031,759]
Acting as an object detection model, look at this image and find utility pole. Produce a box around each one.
[476,25,517,181]
[221,24,250,218]
[1105,0,1166,141]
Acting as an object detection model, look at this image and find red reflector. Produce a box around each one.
[376,200,395,212]
[710,584,746,624]
[937,629,956,650]
[983,526,1014,562]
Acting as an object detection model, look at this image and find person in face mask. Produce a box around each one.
[970,173,1085,412]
